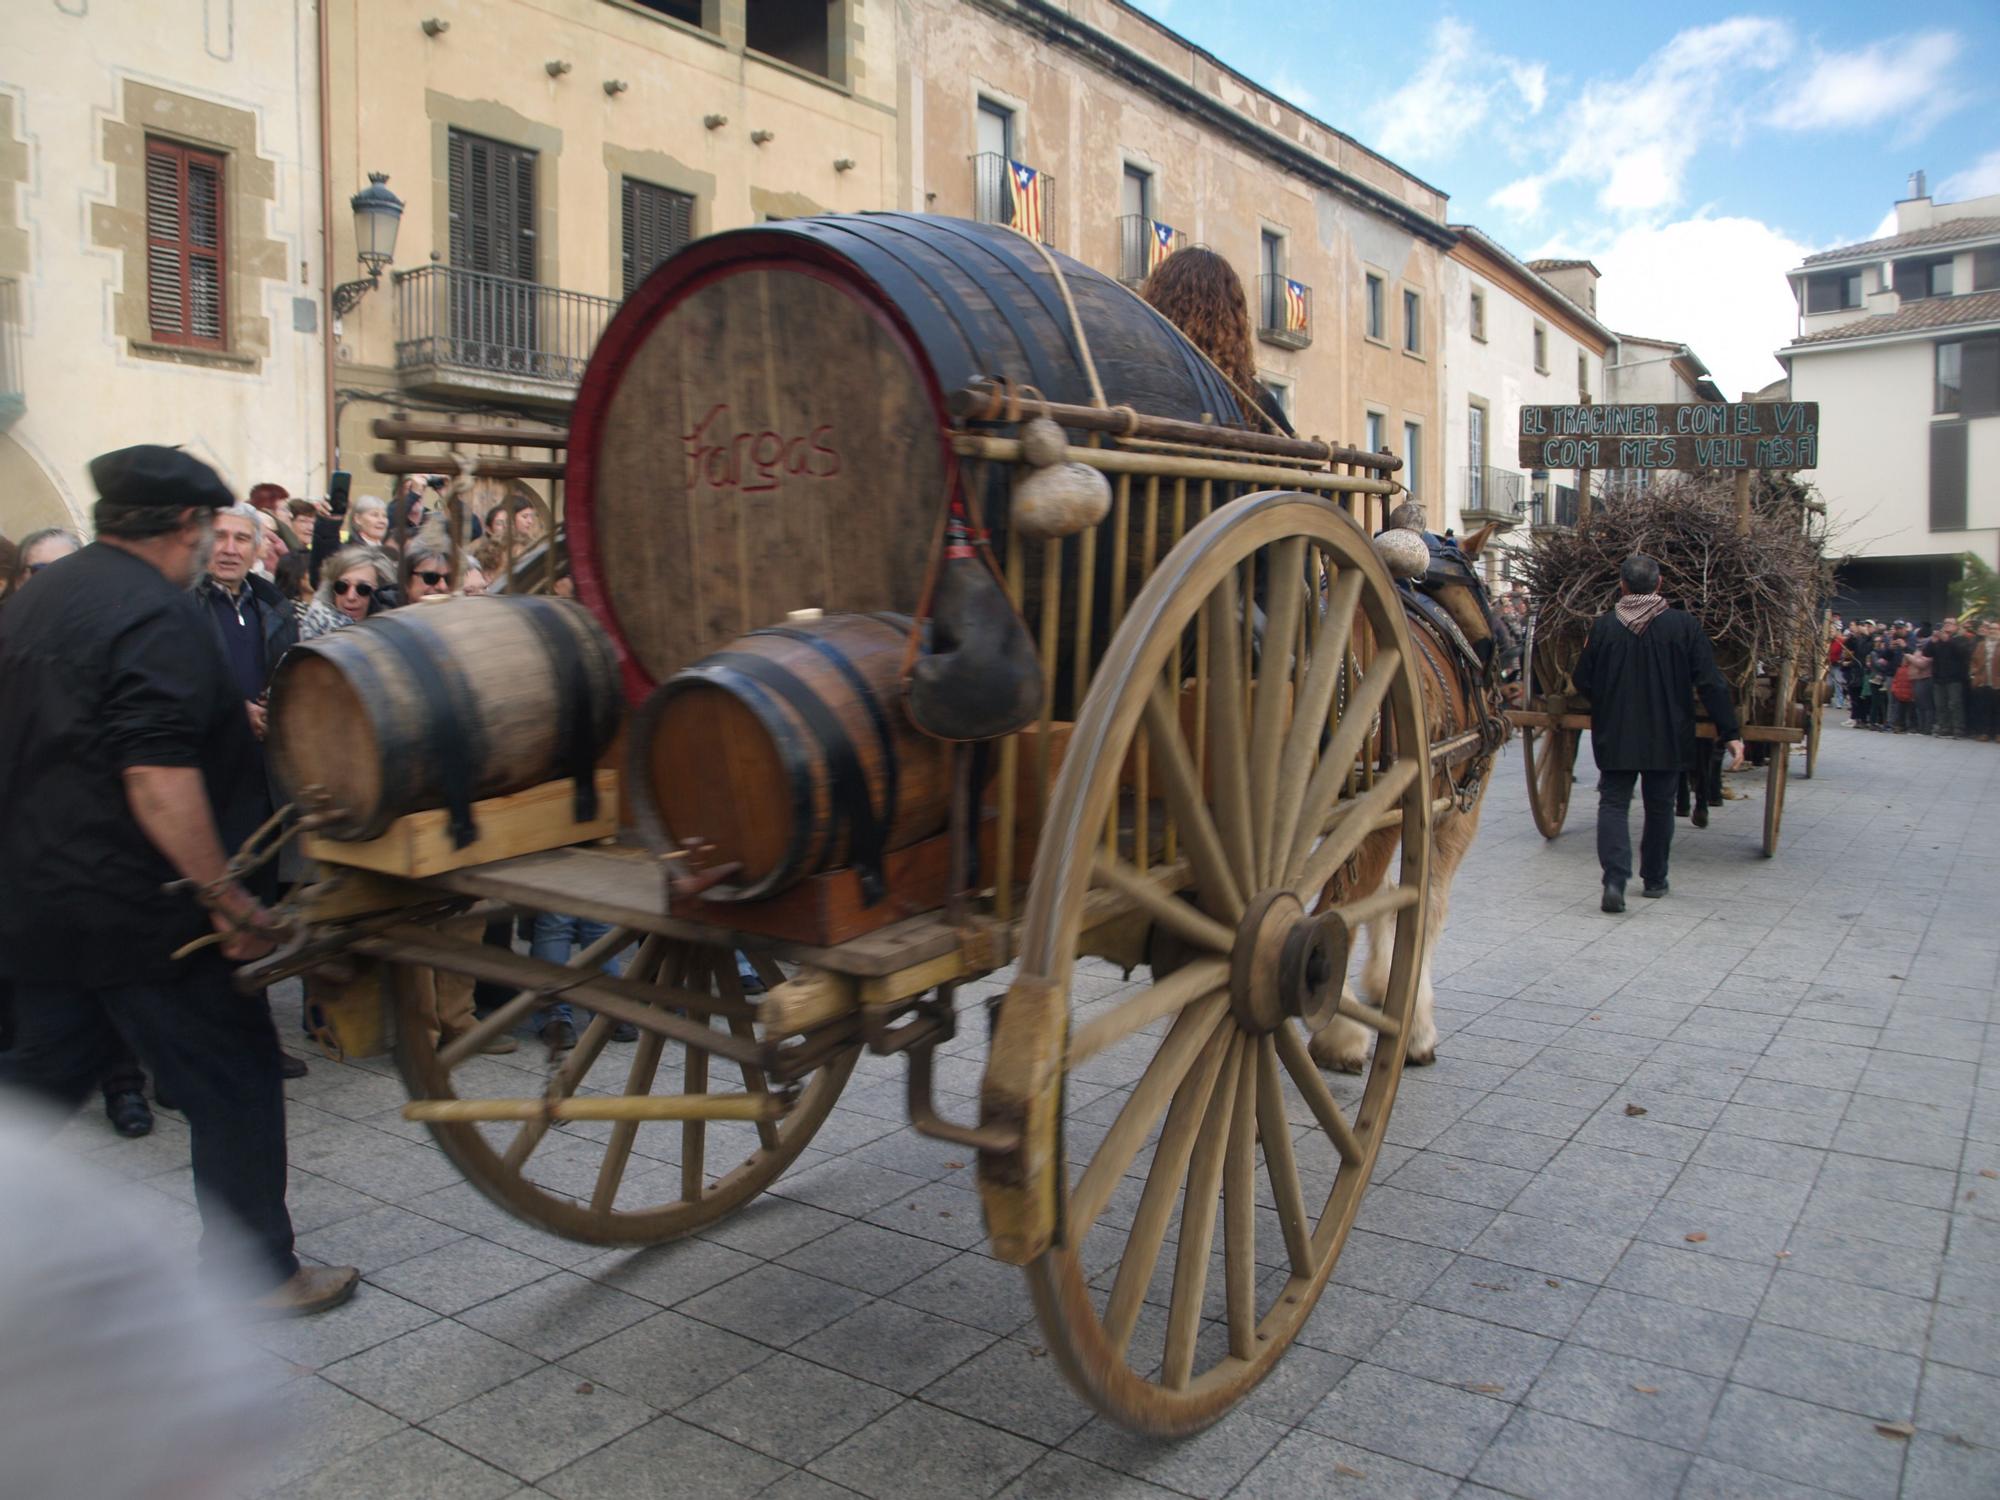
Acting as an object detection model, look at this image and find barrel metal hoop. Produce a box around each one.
[514,596,600,823]
[672,665,817,895]
[305,632,419,840]
[749,624,900,862]
[853,217,1074,410]
[365,613,488,849]
[708,649,891,906]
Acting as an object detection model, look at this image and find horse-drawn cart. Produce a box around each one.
[1505,468,1831,858]
[259,215,1458,1435]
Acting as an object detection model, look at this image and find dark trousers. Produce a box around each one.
[1598,769,1677,888]
[1972,686,2000,738]
[0,956,298,1289]
[1935,680,1968,737]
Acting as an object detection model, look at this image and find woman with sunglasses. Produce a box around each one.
[1,528,82,602]
[299,543,395,641]
[400,535,458,603]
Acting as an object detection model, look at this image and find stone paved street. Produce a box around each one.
[56,724,2000,1499]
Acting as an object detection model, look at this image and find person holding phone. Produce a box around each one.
[1573,554,1744,912]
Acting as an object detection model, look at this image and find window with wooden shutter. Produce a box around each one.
[447,129,537,281]
[145,139,227,348]
[622,179,694,295]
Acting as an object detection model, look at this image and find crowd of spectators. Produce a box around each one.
[1831,613,2000,741]
[2,466,671,1121]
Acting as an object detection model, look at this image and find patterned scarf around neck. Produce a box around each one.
[1616,593,1669,635]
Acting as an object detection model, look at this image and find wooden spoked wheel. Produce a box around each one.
[1762,730,1788,857]
[1803,674,1825,779]
[1521,721,1580,838]
[391,935,856,1244]
[996,491,1434,1435]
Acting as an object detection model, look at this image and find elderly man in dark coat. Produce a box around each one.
[1573,554,1744,912]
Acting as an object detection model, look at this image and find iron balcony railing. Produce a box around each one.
[971,152,1055,243]
[1257,273,1312,350]
[1463,465,1526,519]
[393,263,616,386]
[0,277,21,431]
[1530,484,1581,529]
[1116,214,1155,287]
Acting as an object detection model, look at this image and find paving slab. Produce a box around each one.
[68,726,1992,1499]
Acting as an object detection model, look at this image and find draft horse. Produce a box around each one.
[1309,510,1507,1071]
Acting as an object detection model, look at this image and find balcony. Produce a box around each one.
[393,264,616,407]
[971,152,1056,244]
[0,277,21,434]
[1530,484,1580,530]
[1116,215,1180,288]
[1257,273,1312,350]
[1462,465,1526,526]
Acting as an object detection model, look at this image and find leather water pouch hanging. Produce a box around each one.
[903,487,1043,742]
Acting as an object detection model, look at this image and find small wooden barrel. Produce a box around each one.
[632,613,950,902]
[269,596,623,843]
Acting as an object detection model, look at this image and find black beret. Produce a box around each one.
[88,445,235,516]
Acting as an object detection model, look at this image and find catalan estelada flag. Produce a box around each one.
[1008,160,1046,241]
[1283,278,1310,332]
[1148,219,1177,274]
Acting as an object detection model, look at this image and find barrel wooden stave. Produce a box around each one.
[269,596,623,841]
[634,613,951,901]
[569,213,1251,700]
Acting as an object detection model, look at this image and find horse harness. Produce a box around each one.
[1394,534,1510,814]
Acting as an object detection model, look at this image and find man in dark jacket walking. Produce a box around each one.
[1573,554,1744,912]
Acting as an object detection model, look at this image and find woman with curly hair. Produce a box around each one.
[1139,247,1293,435]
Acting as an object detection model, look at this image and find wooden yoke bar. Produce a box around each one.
[949,380,1401,472]
[953,435,1396,496]
[403,1095,785,1124]
[371,417,571,449]
[372,454,566,481]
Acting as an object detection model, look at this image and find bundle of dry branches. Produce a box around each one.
[1520,473,1836,698]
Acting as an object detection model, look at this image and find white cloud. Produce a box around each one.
[1491,175,1547,219]
[1940,149,2000,202]
[1265,68,1319,113]
[1373,19,1545,163]
[1536,216,1814,398]
[1768,32,1961,133]
[1504,17,1790,221]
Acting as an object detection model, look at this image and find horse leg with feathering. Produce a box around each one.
[1309,513,1508,1072]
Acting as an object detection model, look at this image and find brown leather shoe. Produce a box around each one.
[251,1265,360,1319]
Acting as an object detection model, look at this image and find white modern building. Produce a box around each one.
[1440,232,1614,583]
[1779,173,2000,622]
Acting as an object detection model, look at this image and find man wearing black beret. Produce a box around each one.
[0,445,358,1316]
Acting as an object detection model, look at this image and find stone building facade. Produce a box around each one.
[0,0,327,534]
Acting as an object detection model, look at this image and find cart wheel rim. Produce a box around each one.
[392,937,856,1245]
[1521,722,1577,839]
[991,491,1434,1435]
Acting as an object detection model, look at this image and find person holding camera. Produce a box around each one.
[0,446,357,1316]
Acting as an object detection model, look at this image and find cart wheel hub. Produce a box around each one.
[1230,890,1343,1035]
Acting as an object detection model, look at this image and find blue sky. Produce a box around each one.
[1128,0,2000,394]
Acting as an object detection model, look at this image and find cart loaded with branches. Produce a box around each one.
[242,214,1466,1435]
[1507,427,1834,855]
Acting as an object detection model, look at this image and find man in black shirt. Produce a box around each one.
[0,446,357,1316]
[1574,554,1745,912]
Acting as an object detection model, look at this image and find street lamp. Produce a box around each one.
[331,172,405,317]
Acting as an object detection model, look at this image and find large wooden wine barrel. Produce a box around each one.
[566,213,1251,700]
[269,596,623,843]
[632,613,951,902]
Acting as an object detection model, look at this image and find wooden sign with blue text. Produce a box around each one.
[1518,402,1819,471]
